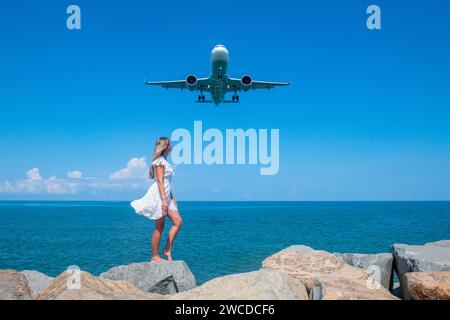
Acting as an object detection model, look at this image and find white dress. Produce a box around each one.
[130,156,177,220]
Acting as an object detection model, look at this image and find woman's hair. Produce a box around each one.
[149,137,170,179]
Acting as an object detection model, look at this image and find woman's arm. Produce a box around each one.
[155,165,168,212]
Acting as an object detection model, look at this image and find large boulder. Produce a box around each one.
[405,271,450,300]
[264,249,367,290]
[0,270,32,300]
[20,270,54,299]
[171,269,309,300]
[391,241,450,299]
[37,270,166,300]
[334,253,393,289]
[100,261,196,295]
[262,248,398,300]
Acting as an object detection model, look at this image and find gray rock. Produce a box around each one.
[425,240,450,248]
[170,269,309,300]
[334,253,393,290]
[20,270,54,299]
[0,270,32,300]
[391,242,450,299]
[100,261,196,295]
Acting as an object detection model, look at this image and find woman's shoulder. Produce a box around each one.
[151,156,169,166]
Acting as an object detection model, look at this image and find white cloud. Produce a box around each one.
[67,170,83,179]
[109,157,148,180]
[0,157,150,196]
[0,181,18,193]
[26,168,42,181]
[0,168,78,194]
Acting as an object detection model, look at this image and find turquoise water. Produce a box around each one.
[0,201,449,284]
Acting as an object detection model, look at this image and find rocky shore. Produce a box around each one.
[1,239,449,300]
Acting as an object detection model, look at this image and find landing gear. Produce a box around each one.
[232,89,240,102]
[198,94,205,102]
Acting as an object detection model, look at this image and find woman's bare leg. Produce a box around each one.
[163,210,183,261]
[151,216,166,262]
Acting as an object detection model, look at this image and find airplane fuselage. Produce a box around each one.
[210,45,229,105]
[145,44,289,105]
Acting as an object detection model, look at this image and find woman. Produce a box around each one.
[131,137,183,262]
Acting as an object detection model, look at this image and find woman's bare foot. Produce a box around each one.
[151,256,167,263]
[163,250,173,261]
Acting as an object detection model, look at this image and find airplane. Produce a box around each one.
[144,44,290,105]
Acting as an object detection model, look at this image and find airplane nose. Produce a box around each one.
[211,45,229,62]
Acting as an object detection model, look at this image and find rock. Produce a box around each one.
[100,261,195,295]
[263,249,367,291]
[279,245,315,255]
[0,270,32,300]
[262,248,398,300]
[282,246,395,290]
[171,269,308,300]
[315,278,397,300]
[20,270,54,299]
[391,242,450,299]
[425,240,450,248]
[406,271,450,300]
[37,270,166,300]
[334,253,393,289]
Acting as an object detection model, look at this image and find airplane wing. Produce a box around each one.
[144,80,187,89]
[227,78,290,92]
[145,78,211,91]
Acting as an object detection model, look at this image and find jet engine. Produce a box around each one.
[186,75,197,90]
[241,75,253,88]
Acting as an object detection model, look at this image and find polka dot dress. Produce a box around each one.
[130,156,177,220]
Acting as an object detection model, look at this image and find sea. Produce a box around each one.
[0,201,449,285]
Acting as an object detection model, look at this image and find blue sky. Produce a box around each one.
[0,0,449,200]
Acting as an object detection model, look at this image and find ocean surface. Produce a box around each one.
[1,201,449,285]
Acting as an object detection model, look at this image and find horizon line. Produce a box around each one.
[1,200,450,203]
